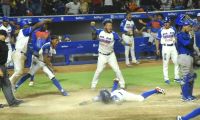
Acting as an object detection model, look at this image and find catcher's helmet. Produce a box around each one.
[99,89,111,104]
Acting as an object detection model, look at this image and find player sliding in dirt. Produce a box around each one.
[80,79,165,105]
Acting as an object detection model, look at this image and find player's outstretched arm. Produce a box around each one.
[32,19,52,30]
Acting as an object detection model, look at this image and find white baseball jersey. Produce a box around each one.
[15,27,32,53]
[157,27,176,45]
[38,42,56,62]
[120,19,136,33]
[0,24,12,42]
[96,29,121,54]
[111,89,144,102]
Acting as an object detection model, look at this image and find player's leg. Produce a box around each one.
[10,52,25,86]
[0,66,23,106]
[121,90,144,102]
[130,37,139,64]
[42,66,68,96]
[177,107,200,120]
[29,75,35,86]
[15,61,40,90]
[122,34,131,66]
[91,54,107,89]
[178,55,195,101]
[111,78,119,92]
[108,53,125,88]
[29,56,35,86]
[141,87,165,99]
[162,46,171,84]
[6,43,13,67]
[171,46,180,82]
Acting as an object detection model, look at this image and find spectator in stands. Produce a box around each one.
[53,0,65,15]
[127,0,144,12]
[152,0,162,10]
[160,0,173,10]
[103,0,114,13]
[30,0,42,15]
[172,0,184,10]
[1,0,11,16]
[113,0,124,13]
[140,0,154,11]
[15,0,27,16]
[80,0,89,14]
[65,0,80,15]
[91,0,102,14]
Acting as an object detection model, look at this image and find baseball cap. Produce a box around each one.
[197,13,200,17]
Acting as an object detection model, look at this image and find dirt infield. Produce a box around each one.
[1,61,200,120]
[0,87,199,120]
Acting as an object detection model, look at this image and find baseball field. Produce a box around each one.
[0,60,200,120]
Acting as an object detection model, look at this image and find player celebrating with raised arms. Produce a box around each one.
[156,17,180,84]
[10,19,52,89]
[90,19,127,90]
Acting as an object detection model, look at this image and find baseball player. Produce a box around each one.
[28,24,51,86]
[9,19,52,89]
[176,19,197,101]
[0,16,13,67]
[120,12,140,66]
[92,80,165,104]
[177,107,200,120]
[156,17,180,84]
[90,19,126,89]
[15,36,68,96]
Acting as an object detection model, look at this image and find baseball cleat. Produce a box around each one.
[61,89,68,96]
[165,80,170,84]
[155,87,165,94]
[29,81,34,86]
[132,61,140,64]
[10,99,24,107]
[176,116,183,120]
[126,64,132,67]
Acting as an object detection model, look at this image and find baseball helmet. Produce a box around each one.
[102,18,112,26]
[19,19,29,28]
[2,16,9,22]
[99,89,111,104]
[182,20,191,26]
[164,17,170,23]
[51,35,59,40]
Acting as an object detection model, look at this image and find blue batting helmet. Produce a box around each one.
[20,19,29,28]
[2,16,9,22]
[164,17,170,23]
[182,21,191,26]
[102,18,112,26]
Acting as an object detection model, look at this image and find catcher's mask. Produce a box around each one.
[100,89,111,104]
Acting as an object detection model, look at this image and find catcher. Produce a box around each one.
[80,79,165,105]
[14,35,68,96]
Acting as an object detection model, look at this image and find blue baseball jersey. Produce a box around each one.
[91,26,121,54]
[157,27,176,44]
[32,28,51,52]
[177,32,193,55]
[120,19,136,33]
[147,20,163,33]
[38,42,56,61]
